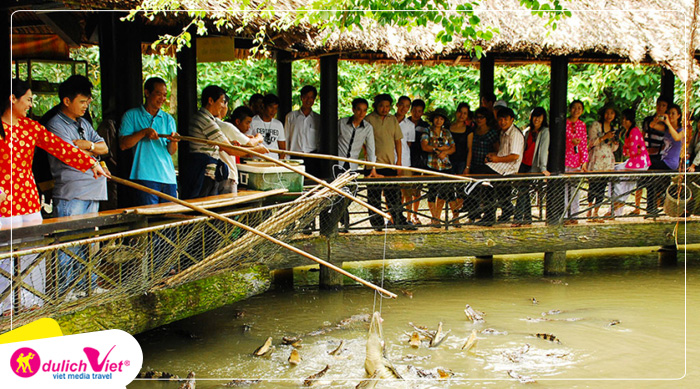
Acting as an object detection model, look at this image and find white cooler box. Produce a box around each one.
[238,164,305,192]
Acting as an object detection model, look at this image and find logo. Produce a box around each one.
[1,328,142,387]
[10,347,41,378]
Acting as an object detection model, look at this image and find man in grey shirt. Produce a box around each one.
[46,75,108,298]
[187,85,261,198]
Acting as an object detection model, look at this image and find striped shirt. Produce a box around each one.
[486,124,524,176]
[189,108,230,160]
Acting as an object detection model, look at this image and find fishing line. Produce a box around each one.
[372,217,390,315]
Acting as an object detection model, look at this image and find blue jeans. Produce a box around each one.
[55,199,99,294]
[134,180,178,205]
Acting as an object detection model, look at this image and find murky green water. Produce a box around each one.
[129,247,699,388]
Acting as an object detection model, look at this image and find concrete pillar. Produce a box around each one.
[319,238,343,289]
[474,255,494,278]
[276,50,293,122]
[319,55,339,179]
[660,68,675,102]
[658,245,677,267]
[544,251,567,275]
[547,56,568,225]
[479,56,495,101]
[176,26,197,170]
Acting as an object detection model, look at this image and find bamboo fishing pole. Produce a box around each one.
[169,135,392,220]
[265,148,476,182]
[109,175,397,299]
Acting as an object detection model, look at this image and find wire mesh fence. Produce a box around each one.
[0,173,354,333]
[334,171,699,231]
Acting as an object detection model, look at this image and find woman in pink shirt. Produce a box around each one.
[564,100,588,224]
[610,109,651,216]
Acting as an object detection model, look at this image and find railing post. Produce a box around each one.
[13,256,20,315]
[547,56,568,225]
[544,251,567,275]
[319,190,345,289]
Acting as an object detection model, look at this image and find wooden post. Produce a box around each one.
[660,68,675,102]
[2,10,10,91]
[544,251,567,275]
[319,238,343,289]
[319,197,344,289]
[479,55,495,101]
[319,55,339,179]
[99,12,143,208]
[658,245,677,267]
[547,56,568,225]
[176,26,197,171]
[474,255,494,278]
[277,50,293,122]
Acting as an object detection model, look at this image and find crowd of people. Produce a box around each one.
[1,77,695,231]
[2,78,697,229]
[332,93,692,229]
[0,75,697,306]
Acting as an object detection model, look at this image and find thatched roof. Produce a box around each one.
[9,0,700,79]
[297,0,698,79]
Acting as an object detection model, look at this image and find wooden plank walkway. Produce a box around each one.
[0,189,286,243]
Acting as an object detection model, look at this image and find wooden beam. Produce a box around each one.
[548,55,568,224]
[660,68,675,102]
[270,221,697,268]
[277,49,293,122]
[98,12,143,208]
[0,211,144,242]
[319,55,339,179]
[479,55,494,101]
[176,25,197,171]
[2,10,10,88]
[34,9,82,47]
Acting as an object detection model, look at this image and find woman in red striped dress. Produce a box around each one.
[1,79,107,311]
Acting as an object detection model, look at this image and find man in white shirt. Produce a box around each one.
[248,93,286,160]
[285,85,321,176]
[478,107,524,226]
[394,96,417,223]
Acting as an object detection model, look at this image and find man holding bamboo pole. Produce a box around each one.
[185,86,269,198]
[119,77,179,206]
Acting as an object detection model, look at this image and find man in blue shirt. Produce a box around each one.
[119,77,179,205]
[46,75,109,298]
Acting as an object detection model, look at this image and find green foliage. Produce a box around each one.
[17,45,698,132]
[189,59,681,128]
